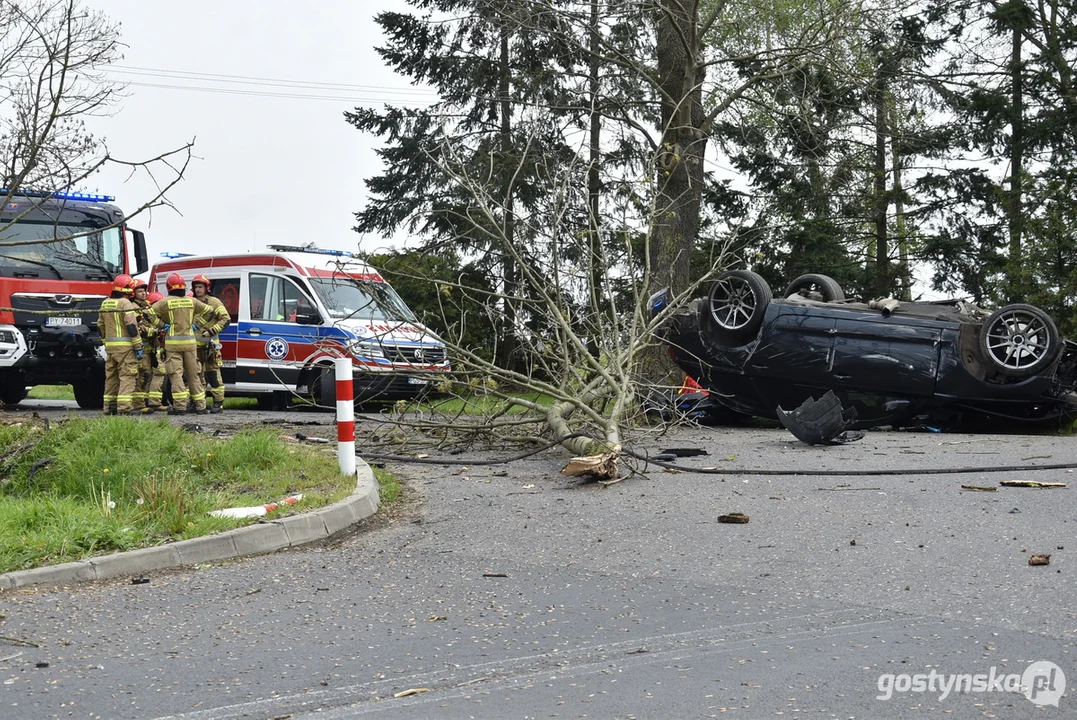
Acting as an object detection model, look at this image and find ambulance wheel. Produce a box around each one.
[317,367,340,408]
[256,392,290,411]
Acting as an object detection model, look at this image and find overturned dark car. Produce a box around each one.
[651,271,1077,430]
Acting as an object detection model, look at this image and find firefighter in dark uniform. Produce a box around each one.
[127,278,156,413]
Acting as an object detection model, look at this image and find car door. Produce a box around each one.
[829,312,941,396]
[235,272,320,392]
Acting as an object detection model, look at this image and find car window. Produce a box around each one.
[214,277,241,322]
[250,273,316,323]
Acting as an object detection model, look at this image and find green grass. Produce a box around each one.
[0,416,367,572]
[373,466,401,504]
[27,384,74,400]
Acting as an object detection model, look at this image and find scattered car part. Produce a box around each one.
[777,391,864,445]
[1029,554,1051,566]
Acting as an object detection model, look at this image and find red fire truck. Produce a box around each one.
[0,190,147,408]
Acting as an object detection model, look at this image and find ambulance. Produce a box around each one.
[147,245,449,408]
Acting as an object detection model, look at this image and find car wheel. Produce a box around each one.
[706,270,772,342]
[979,304,1062,377]
[783,273,845,302]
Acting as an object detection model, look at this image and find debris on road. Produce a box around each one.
[718,513,750,524]
[776,391,864,445]
[561,451,619,482]
[1029,554,1052,566]
[294,432,330,444]
[961,484,998,492]
[1000,480,1067,488]
[659,448,708,458]
[394,688,431,698]
[209,494,304,519]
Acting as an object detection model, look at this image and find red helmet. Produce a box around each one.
[191,273,211,289]
[129,277,148,292]
[147,291,164,304]
[166,272,186,290]
[113,274,134,293]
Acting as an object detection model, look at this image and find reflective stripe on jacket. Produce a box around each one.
[96,298,140,350]
[147,296,224,349]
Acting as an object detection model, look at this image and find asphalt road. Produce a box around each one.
[0,399,1074,719]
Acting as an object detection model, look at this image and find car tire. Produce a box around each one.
[979,303,1062,377]
[705,270,772,343]
[783,273,845,302]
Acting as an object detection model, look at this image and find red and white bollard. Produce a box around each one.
[334,357,356,476]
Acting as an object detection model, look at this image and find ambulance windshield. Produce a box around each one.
[308,276,416,322]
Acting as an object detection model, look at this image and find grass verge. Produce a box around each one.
[0,415,364,573]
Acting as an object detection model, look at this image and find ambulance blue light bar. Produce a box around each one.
[267,244,353,257]
[0,188,115,202]
[161,251,195,258]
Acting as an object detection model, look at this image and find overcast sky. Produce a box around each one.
[85,0,434,264]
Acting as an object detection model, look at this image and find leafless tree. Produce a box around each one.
[0,0,193,234]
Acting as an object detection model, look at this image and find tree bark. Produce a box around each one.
[499,22,519,370]
[873,52,890,298]
[1008,22,1025,303]
[652,0,706,299]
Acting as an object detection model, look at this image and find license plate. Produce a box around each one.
[407,377,429,385]
[45,316,81,327]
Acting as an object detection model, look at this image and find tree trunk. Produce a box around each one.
[498,23,519,370]
[1007,23,1025,304]
[588,0,603,312]
[652,0,705,299]
[644,0,706,385]
[873,54,890,298]
[890,105,910,301]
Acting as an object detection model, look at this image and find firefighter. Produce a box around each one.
[190,273,230,413]
[147,273,226,415]
[96,274,143,415]
[127,278,156,413]
[144,291,168,411]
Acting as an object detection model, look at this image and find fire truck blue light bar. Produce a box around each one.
[0,188,115,202]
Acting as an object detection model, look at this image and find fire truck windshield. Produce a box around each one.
[0,222,122,280]
[308,276,417,322]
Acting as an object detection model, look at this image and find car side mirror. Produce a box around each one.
[295,312,322,325]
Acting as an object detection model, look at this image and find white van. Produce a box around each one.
[148,245,449,409]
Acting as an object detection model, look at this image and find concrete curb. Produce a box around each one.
[0,458,380,591]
